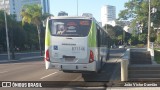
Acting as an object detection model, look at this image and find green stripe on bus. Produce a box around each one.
[45,21,51,46]
[88,21,97,47]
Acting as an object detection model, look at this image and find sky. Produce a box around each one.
[49,0,129,22]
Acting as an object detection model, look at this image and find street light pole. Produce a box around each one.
[3,0,10,60]
[77,0,78,16]
[147,0,151,51]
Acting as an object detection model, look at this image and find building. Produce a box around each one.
[0,0,50,21]
[0,0,10,14]
[58,11,68,16]
[101,5,116,26]
[41,0,50,14]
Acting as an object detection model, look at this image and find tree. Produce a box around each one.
[0,10,27,59]
[21,4,43,56]
[103,24,117,45]
[156,33,160,45]
[138,33,147,44]
[118,0,160,45]
[23,23,38,50]
[0,10,5,51]
[150,28,156,42]
[104,24,116,39]
[103,24,130,45]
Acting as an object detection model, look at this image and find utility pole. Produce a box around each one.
[77,0,78,16]
[147,0,151,51]
[3,0,10,60]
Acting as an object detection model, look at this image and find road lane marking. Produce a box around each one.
[121,53,124,57]
[72,75,82,81]
[40,72,57,79]
[0,71,8,74]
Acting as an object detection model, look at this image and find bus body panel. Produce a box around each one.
[49,36,89,64]
[50,61,97,71]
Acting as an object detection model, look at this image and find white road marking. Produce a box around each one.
[121,53,124,57]
[40,72,57,79]
[72,75,82,81]
[0,71,8,74]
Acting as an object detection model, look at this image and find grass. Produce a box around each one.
[154,50,160,64]
[129,44,146,48]
[154,48,160,51]
[129,46,136,48]
[136,44,145,48]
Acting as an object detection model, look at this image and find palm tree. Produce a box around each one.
[21,4,43,56]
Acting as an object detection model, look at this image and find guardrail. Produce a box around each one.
[121,48,130,81]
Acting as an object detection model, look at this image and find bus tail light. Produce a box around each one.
[89,50,94,63]
[45,49,50,61]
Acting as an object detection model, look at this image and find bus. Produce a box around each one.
[44,16,110,73]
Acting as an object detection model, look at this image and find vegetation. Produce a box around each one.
[0,10,28,58]
[0,4,53,58]
[136,44,145,48]
[21,4,43,56]
[103,24,131,46]
[118,0,160,47]
[154,50,160,64]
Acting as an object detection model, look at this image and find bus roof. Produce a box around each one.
[48,16,93,20]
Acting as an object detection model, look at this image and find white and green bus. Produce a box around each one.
[44,16,110,73]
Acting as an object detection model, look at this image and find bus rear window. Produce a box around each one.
[49,19,91,37]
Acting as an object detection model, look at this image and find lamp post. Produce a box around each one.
[3,0,10,60]
[147,0,151,51]
[77,0,78,16]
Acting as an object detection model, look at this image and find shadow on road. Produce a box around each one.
[82,62,120,82]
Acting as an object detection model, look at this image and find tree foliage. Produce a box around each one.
[103,24,131,45]
[118,0,160,45]
[156,33,160,44]
[138,33,147,43]
[0,10,27,53]
[21,4,43,55]
[21,4,42,26]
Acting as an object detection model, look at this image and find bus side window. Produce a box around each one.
[96,25,101,47]
[100,29,104,46]
[49,20,53,34]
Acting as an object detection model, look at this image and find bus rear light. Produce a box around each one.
[89,50,94,63]
[45,49,50,61]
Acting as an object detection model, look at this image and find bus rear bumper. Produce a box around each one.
[49,61,97,72]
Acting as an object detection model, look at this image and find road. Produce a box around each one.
[0,48,126,89]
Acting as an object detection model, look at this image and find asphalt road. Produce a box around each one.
[0,48,126,90]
